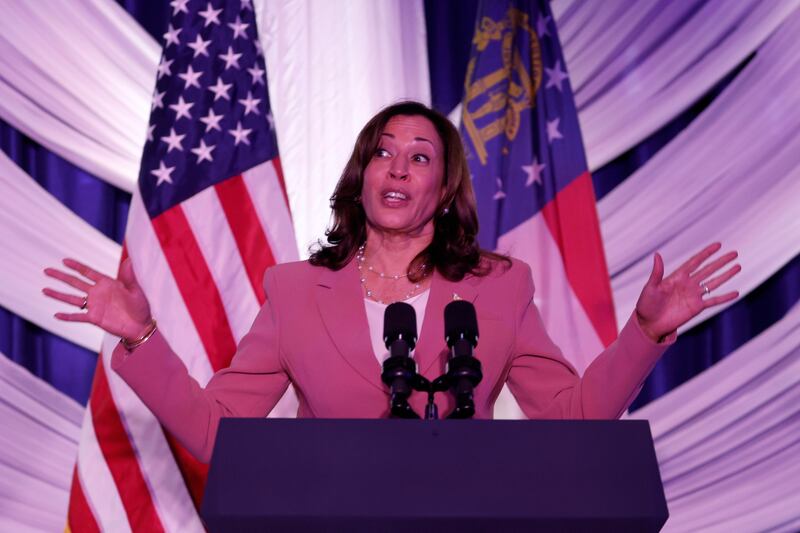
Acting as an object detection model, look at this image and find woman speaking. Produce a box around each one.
[43,101,740,463]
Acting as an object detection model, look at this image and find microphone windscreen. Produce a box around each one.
[444,300,479,347]
[383,302,418,350]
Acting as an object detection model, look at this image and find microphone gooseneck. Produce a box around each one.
[443,300,483,419]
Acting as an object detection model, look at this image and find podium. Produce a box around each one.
[201,419,668,532]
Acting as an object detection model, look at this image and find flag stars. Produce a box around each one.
[523,158,546,186]
[247,64,265,85]
[207,77,232,101]
[241,0,253,11]
[229,121,252,146]
[178,65,203,90]
[187,34,212,58]
[146,124,156,142]
[239,91,261,116]
[200,108,224,133]
[266,111,275,131]
[170,0,189,16]
[536,14,552,38]
[219,46,243,70]
[545,61,569,92]
[157,58,173,80]
[191,139,216,163]
[151,161,175,186]
[198,2,222,27]
[160,127,185,153]
[169,96,194,121]
[163,23,181,47]
[228,16,250,40]
[151,90,166,111]
[547,118,563,142]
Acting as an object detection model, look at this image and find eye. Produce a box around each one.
[412,153,430,163]
[375,147,391,158]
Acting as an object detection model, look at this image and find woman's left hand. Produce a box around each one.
[636,242,741,342]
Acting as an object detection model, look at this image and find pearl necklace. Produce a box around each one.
[356,244,428,304]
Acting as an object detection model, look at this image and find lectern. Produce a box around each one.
[201,419,668,532]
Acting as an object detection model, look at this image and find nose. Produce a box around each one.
[389,157,408,180]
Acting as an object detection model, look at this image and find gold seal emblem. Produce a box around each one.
[462,7,543,165]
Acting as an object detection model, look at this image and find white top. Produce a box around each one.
[364,290,431,363]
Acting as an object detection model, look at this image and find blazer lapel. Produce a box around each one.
[414,271,479,376]
[315,260,385,392]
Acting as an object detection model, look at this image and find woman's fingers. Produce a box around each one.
[42,287,85,307]
[54,312,93,322]
[679,242,722,275]
[702,291,739,308]
[691,251,738,282]
[703,264,742,292]
[44,267,92,292]
[63,258,105,283]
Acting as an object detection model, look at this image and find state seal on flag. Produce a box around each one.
[462,6,543,165]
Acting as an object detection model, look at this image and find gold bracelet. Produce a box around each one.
[121,319,157,351]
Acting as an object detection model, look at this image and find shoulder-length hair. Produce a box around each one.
[308,101,508,282]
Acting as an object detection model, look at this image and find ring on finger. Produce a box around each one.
[80,297,88,310]
[700,282,710,296]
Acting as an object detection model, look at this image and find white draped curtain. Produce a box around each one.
[1,0,798,531]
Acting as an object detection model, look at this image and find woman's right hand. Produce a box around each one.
[43,258,153,340]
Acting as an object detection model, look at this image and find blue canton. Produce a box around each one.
[460,0,588,249]
[139,0,278,218]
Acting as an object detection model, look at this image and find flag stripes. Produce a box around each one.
[242,160,300,264]
[181,186,262,343]
[67,465,100,533]
[216,175,275,304]
[541,171,617,346]
[76,408,131,531]
[100,334,202,532]
[71,166,297,531]
[89,361,165,531]
[151,207,238,373]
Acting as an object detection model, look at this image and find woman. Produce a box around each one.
[43,102,740,463]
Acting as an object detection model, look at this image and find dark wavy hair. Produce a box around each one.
[308,101,508,282]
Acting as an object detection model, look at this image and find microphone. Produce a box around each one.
[444,300,483,419]
[381,302,420,419]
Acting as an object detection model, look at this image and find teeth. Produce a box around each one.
[384,191,407,200]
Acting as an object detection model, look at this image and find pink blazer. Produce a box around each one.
[112,258,670,462]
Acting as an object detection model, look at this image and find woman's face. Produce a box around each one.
[361,114,445,238]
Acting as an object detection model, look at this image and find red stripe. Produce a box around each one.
[541,171,618,346]
[216,175,276,304]
[271,157,292,215]
[151,205,238,371]
[90,361,166,532]
[67,465,100,533]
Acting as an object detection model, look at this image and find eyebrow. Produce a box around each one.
[380,132,436,149]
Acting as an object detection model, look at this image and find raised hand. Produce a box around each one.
[636,243,741,342]
[43,258,152,340]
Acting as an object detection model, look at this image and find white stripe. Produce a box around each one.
[76,406,132,533]
[100,336,205,533]
[242,160,300,264]
[180,186,261,344]
[492,213,606,420]
[497,212,606,374]
[126,193,214,385]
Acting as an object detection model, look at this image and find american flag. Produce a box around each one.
[461,0,616,416]
[66,0,298,530]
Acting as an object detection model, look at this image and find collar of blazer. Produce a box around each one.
[314,258,480,391]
